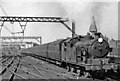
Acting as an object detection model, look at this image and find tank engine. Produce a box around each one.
[21,16,119,80]
[60,32,112,75]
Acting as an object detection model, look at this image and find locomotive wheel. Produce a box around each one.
[61,62,67,69]
[55,61,61,66]
[78,70,85,78]
[70,67,74,72]
[66,66,71,72]
[77,71,89,79]
[67,66,76,73]
[89,70,106,80]
[73,67,77,73]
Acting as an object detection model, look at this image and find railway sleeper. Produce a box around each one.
[9,59,20,81]
[23,54,87,77]
[1,56,12,64]
[3,64,28,80]
[1,57,16,75]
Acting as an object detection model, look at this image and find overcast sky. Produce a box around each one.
[0,0,119,43]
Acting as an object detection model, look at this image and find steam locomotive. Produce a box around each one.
[21,17,120,80]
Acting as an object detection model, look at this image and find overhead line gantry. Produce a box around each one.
[0,16,77,36]
[1,36,42,44]
[0,16,68,22]
[0,16,76,46]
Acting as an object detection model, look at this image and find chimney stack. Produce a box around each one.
[89,16,97,34]
[72,20,76,38]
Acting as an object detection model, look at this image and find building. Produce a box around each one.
[108,39,120,57]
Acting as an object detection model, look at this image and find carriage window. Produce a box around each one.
[64,48,66,52]
[64,42,67,52]
[64,42,67,46]
[70,43,73,47]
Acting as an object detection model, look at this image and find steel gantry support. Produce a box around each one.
[18,22,27,36]
[0,16,68,22]
[0,21,4,36]
[0,36,42,48]
[0,16,77,36]
[0,16,78,48]
[0,16,67,37]
[1,36,42,44]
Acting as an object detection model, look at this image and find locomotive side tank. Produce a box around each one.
[61,32,110,64]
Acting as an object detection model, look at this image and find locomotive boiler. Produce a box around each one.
[21,16,119,80]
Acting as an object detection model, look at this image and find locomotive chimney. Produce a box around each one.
[72,20,76,38]
[89,16,97,34]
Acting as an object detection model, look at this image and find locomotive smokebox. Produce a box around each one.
[72,20,76,38]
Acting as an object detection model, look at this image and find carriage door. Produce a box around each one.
[76,47,82,63]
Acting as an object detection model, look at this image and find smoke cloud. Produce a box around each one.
[59,1,110,32]
[90,2,109,30]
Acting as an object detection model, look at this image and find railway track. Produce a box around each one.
[1,54,83,81]
[1,53,118,81]
[21,53,119,81]
[20,57,78,79]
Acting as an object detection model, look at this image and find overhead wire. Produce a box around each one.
[0,4,7,16]
[0,3,16,36]
[0,3,18,54]
[0,3,26,44]
[0,4,12,34]
[3,25,13,34]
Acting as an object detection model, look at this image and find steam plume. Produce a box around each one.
[59,1,110,32]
